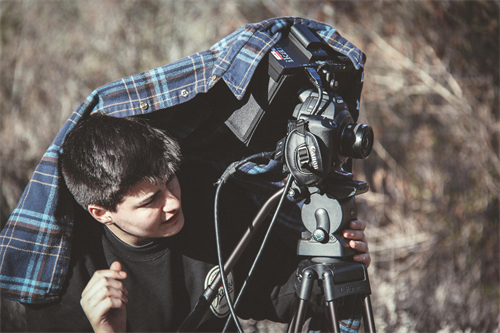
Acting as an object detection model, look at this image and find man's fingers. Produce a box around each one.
[82,279,128,306]
[80,262,128,332]
[81,268,127,300]
[350,219,366,230]
[353,253,371,267]
[349,240,368,253]
[350,240,371,267]
[346,220,371,267]
[84,294,127,324]
[343,229,366,242]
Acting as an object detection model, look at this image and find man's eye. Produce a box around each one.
[143,199,155,207]
[142,195,157,207]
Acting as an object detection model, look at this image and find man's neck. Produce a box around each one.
[105,224,152,247]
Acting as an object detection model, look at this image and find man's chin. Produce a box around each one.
[161,214,184,237]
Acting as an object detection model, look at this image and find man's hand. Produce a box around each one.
[81,261,128,333]
[343,220,371,267]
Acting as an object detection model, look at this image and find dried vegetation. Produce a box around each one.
[1,1,498,332]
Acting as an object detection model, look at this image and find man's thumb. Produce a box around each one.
[110,261,123,272]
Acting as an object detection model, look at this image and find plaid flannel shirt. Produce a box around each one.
[0,17,365,324]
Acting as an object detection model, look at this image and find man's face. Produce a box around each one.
[104,176,184,246]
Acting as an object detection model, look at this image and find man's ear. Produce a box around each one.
[88,205,113,225]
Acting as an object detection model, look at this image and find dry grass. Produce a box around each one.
[1,1,498,332]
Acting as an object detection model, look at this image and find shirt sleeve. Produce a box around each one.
[24,301,93,332]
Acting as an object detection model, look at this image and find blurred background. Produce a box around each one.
[1,0,498,332]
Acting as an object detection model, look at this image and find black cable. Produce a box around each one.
[216,151,274,185]
[223,175,294,332]
[214,178,244,333]
[305,67,324,116]
[312,86,324,116]
[213,151,275,333]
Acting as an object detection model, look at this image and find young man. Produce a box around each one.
[23,114,370,332]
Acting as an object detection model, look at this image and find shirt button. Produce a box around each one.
[140,102,149,110]
[210,75,217,81]
[181,89,189,97]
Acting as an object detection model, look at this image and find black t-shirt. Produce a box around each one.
[24,220,295,332]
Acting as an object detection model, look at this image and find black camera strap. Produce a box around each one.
[284,118,325,187]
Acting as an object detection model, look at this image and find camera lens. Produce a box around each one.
[340,123,374,159]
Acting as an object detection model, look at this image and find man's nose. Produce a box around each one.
[162,193,177,213]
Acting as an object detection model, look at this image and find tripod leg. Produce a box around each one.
[293,298,309,333]
[291,268,315,333]
[287,298,299,333]
[326,301,341,333]
[363,296,376,333]
[322,270,341,333]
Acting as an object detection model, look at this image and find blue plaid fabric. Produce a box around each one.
[0,17,365,306]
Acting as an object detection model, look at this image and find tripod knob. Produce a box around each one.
[312,228,328,242]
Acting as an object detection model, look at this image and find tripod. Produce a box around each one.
[285,174,376,333]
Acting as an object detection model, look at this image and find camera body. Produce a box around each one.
[286,90,373,187]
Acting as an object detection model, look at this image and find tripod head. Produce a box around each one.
[289,171,369,257]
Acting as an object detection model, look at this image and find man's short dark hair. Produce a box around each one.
[60,114,181,211]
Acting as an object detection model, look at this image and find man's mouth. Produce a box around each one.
[163,210,180,225]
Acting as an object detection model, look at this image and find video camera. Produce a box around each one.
[269,24,373,183]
